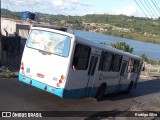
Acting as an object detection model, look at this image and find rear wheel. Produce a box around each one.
[95,84,106,101]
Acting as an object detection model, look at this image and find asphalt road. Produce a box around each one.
[0,78,160,119]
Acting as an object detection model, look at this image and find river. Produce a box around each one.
[70,30,160,61]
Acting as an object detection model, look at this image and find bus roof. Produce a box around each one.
[32,24,67,32]
[75,35,142,61]
[30,27,73,37]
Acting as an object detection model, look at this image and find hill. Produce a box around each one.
[1,8,160,44]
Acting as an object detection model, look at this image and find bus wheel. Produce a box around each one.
[95,84,106,101]
[125,82,133,94]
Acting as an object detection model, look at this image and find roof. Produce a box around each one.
[32,24,67,32]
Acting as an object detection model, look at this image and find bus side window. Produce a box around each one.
[99,51,114,72]
[72,44,91,70]
[132,60,140,73]
[98,51,105,71]
[111,54,122,72]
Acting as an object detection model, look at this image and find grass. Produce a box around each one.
[0,69,18,78]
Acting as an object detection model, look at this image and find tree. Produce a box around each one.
[141,53,148,62]
[111,42,134,54]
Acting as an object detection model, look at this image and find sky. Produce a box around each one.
[1,0,160,18]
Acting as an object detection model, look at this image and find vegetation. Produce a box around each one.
[83,14,160,44]
[101,42,134,53]
[1,8,160,44]
[141,53,160,65]
[111,42,133,54]
[0,69,17,78]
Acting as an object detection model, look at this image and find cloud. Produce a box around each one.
[2,0,92,15]
[70,0,79,4]
[112,5,138,16]
[52,0,72,10]
[12,0,41,6]
[79,3,93,7]
[51,0,92,10]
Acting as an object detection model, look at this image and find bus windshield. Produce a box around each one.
[27,29,71,57]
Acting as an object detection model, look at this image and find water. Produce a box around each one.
[70,30,160,61]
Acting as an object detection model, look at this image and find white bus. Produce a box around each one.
[19,27,143,100]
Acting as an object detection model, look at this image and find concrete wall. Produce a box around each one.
[1,18,17,36]
[1,17,30,36]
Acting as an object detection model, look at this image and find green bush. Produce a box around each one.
[141,53,160,65]
[111,42,134,53]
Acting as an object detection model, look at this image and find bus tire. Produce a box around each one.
[125,82,133,94]
[95,84,106,101]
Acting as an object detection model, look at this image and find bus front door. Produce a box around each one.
[118,60,129,92]
[85,55,99,97]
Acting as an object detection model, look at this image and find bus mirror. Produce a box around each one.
[142,67,145,71]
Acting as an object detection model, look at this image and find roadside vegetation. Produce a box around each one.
[141,54,160,65]
[101,42,134,54]
[111,42,133,54]
[101,42,134,53]
[0,66,17,78]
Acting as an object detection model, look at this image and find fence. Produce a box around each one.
[0,36,21,69]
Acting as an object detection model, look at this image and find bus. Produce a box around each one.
[19,27,143,100]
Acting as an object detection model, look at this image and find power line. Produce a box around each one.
[134,0,150,19]
[157,0,160,5]
[139,0,153,18]
[153,0,160,14]
[151,0,160,15]
[144,0,157,18]
[157,0,160,8]
[157,0,160,18]
[134,0,160,19]
[145,0,159,18]
[7,0,16,12]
